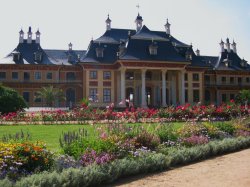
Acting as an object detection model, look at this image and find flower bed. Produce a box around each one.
[0,101,249,124]
[0,117,250,186]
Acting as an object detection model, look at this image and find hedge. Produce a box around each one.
[1,137,250,187]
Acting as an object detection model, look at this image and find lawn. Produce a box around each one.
[0,122,183,152]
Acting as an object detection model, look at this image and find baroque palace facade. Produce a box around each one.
[0,14,249,108]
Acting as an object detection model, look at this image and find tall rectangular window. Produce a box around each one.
[34,72,41,80]
[230,77,234,84]
[24,72,30,81]
[193,90,200,102]
[221,77,226,83]
[103,71,111,80]
[23,92,30,103]
[204,75,210,83]
[230,94,235,100]
[185,90,188,103]
[89,88,98,101]
[90,71,97,79]
[192,73,199,81]
[238,77,242,84]
[46,72,52,80]
[0,72,6,80]
[184,73,188,81]
[222,94,227,102]
[34,92,42,103]
[12,72,18,80]
[103,88,111,103]
[246,77,250,83]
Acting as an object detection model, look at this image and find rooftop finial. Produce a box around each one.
[105,14,111,30]
[164,18,171,35]
[27,26,33,44]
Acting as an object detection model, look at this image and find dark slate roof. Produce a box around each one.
[131,25,167,41]
[214,50,250,71]
[120,38,188,62]
[1,40,86,65]
[81,41,119,64]
[44,49,86,65]
[95,28,136,44]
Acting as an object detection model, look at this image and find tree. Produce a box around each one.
[36,85,65,107]
[235,89,250,108]
[0,84,27,114]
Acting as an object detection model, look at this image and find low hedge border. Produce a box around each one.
[1,137,250,187]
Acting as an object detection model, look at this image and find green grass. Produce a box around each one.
[0,124,94,152]
[0,122,183,152]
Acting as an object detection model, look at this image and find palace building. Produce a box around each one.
[0,14,249,108]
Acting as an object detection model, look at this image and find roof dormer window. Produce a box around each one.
[34,52,42,62]
[241,59,247,67]
[12,51,20,61]
[149,42,158,55]
[96,47,104,58]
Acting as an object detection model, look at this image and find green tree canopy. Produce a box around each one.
[0,84,27,114]
[235,89,250,105]
[36,85,65,107]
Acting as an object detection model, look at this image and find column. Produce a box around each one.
[179,70,185,105]
[170,72,176,105]
[141,68,147,108]
[120,68,126,107]
[162,69,167,107]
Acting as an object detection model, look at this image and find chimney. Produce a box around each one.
[164,19,171,35]
[35,29,41,44]
[27,27,32,44]
[231,40,237,53]
[19,29,24,43]
[220,39,225,52]
[195,49,200,56]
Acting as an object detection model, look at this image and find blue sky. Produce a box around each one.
[0,0,249,61]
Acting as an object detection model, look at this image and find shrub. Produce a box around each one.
[213,122,236,135]
[134,130,160,150]
[156,123,179,142]
[0,85,27,114]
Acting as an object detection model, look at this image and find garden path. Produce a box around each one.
[109,149,250,187]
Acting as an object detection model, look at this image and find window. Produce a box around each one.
[34,52,42,62]
[192,73,199,81]
[12,72,18,80]
[23,92,30,103]
[221,94,227,102]
[103,71,111,80]
[66,72,76,80]
[205,90,211,102]
[103,88,111,103]
[184,73,188,81]
[149,43,158,55]
[246,77,250,83]
[0,72,6,80]
[125,72,134,80]
[221,77,226,83]
[34,72,41,80]
[46,72,52,80]
[193,90,200,102]
[90,71,97,79]
[185,90,188,103]
[230,94,235,100]
[96,47,104,58]
[230,77,234,84]
[204,75,210,83]
[34,92,42,103]
[89,88,98,101]
[23,72,30,81]
[146,71,152,80]
[238,77,242,84]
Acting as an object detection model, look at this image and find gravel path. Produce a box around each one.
[109,149,250,187]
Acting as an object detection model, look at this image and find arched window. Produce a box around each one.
[66,72,76,80]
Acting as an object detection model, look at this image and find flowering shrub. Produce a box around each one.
[180,135,209,147]
[80,149,115,166]
[0,142,53,180]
